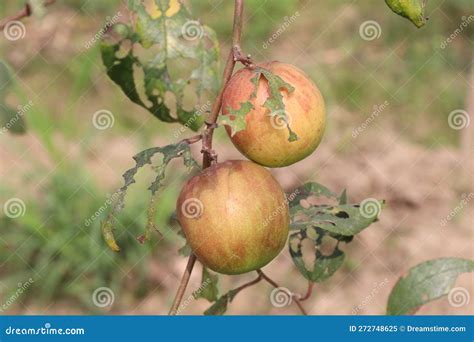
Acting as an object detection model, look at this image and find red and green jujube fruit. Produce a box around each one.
[176,160,289,275]
[222,61,326,168]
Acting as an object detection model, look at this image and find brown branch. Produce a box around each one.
[257,269,308,315]
[168,254,197,315]
[233,46,254,68]
[168,0,246,316]
[0,0,55,30]
[231,273,263,295]
[201,0,245,168]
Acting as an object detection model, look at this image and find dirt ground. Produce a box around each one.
[2,110,472,316]
[165,124,473,315]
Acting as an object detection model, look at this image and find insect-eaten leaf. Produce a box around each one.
[204,289,238,316]
[287,183,383,281]
[217,102,253,136]
[256,67,297,142]
[385,0,427,28]
[194,267,219,302]
[289,227,346,282]
[101,141,200,252]
[387,258,474,315]
[218,67,297,141]
[289,182,384,236]
[100,0,220,131]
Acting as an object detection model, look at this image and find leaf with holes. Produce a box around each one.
[219,67,298,140]
[218,102,254,136]
[289,182,384,236]
[194,267,219,302]
[287,183,382,281]
[290,182,339,204]
[290,203,384,236]
[257,67,297,141]
[387,258,474,315]
[385,0,427,28]
[100,0,219,131]
[101,141,200,251]
[289,226,346,282]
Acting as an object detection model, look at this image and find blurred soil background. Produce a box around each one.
[0,0,472,315]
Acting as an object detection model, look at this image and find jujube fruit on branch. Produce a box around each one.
[176,160,289,275]
[222,61,326,167]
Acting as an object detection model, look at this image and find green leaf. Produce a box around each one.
[289,226,346,282]
[204,289,238,316]
[288,183,383,281]
[0,60,26,135]
[289,182,383,236]
[339,189,348,205]
[178,243,192,256]
[100,1,219,131]
[258,68,298,142]
[218,102,253,136]
[194,267,219,302]
[387,258,474,315]
[0,105,26,134]
[385,0,427,28]
[101,141,200,251]
[289,182,339,205]
[219,67,298,141]
[290,203,384,236]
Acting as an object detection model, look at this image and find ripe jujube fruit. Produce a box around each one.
[222,61,326,167]
[176,160,289,275]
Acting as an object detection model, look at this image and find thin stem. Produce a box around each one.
[232,274,262,294]
[257,269,308,315]
[293,296,308,315]
[182,134,202,145]
[0,0,55,30]
[168,254,197,315]
[201,0,245,167]
[168,0,245,316]
[298,281,314,301]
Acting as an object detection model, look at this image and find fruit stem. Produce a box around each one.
[168,0,246,316]
[231,273,263,295]
[298,281,315,301]
[257,269,309,315]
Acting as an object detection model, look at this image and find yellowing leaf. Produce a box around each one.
[101,142,200,251]
[385,0,427,28]
[101,0,219,131]
[145,0,162,19]
[166,0,181,17]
